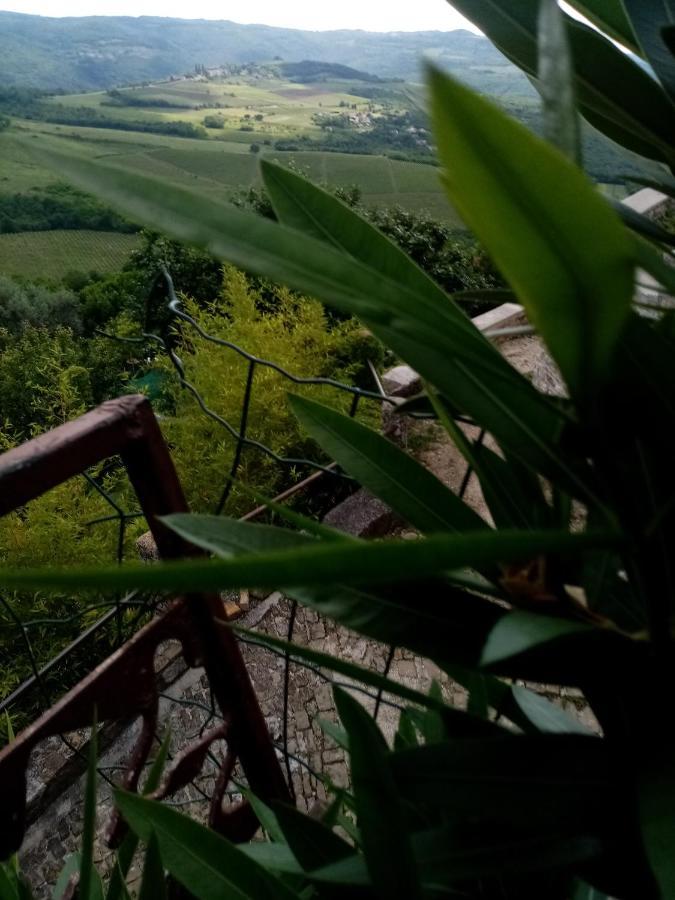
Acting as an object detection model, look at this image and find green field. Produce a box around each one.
[47,76,382,137]
[0,122,463,226]
[0,230,141,280]
[0,71,464,283]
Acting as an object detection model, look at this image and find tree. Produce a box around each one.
[202,113,225,129]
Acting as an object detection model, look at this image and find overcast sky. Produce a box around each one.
[0,0,477,31]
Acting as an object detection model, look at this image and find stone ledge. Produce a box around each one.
[471,301,526,335]
[621,187,669,218]
[381,364,422,398]
[322,488,402,537]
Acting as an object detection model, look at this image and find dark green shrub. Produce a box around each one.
[0,276,81,334]
[203,113,225,129]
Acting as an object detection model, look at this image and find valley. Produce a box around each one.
[0,35,646,282]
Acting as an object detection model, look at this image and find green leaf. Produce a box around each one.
[261,155,583,478]
[389,735,611,831]
[162,512,507,668]
[665,23,675,53]
[334,688,421,899]
[260,156,595,497]
[114,791,300,900]
[271,802,353,871]
[316,718,350,751]
[511,685,592,734]
[80,713,99,900]
[627,172,675,199]
[405,704,446,746]
[163,513,321,558]
[52,855,80,900]
[480,610,592,666]
[442,659,589,733]
[581,528,645,632]
[224,478,349,543]
[563,0,639,50]
[137,834,167,900]
[12,877,33,900]
[288,394,488,535]
[239,843,303,874]
[0,529,614,595]
[471,443,553,530]
[466,672,490,719]
[0,864,19,900]
[320,795,343,829]
[334,812,361,847]
[142,733,172,796]
[428,64,634,401]
[572,879,611,899]
[394,709,420,750]
[609,197,675,247]
[313,828,599,887]
[538,0,580,162]
[281,578,500,679]
[638,754,675,895]
[622,0,675,105]
[633,234,675,294]
[106,866,131,900]
[425,385,555,532]
[106,731,171,900]
[260,157,472,320]
[240,789,287,844]
[24,136,589,494]
[451,288,519,306]
[444,0,674,161]
[480,608,643,685]
[2,714,19,886]
[237,626,502,734]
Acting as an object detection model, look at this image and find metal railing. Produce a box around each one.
[0,266,480,883]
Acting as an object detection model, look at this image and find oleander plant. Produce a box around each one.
[3,0,675,897]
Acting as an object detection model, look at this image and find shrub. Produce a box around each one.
[77,269,147,334]
[125,230,223,306]
[0,182,136,235]
[203,113,225,129]
[0,276,82,334]
[0,325,90,435]
[155,265,382,515]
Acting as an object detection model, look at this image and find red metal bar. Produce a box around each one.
[0,395,290,858]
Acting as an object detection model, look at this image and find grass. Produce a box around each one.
[0,230,142,280]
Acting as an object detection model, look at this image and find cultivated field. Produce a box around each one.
[0,230,142,280]
[46,76,381,137]
[1,125,463,227]
[0,71,463,283]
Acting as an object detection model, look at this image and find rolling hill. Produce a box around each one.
[0,11,530,95]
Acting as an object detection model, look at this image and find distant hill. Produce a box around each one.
[0,12,523,92]
[279,61,382,83]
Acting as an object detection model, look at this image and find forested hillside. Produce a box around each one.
[0,11,530,93]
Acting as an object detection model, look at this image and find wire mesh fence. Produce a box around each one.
[0,264,479,891]
[0,268,394,726]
